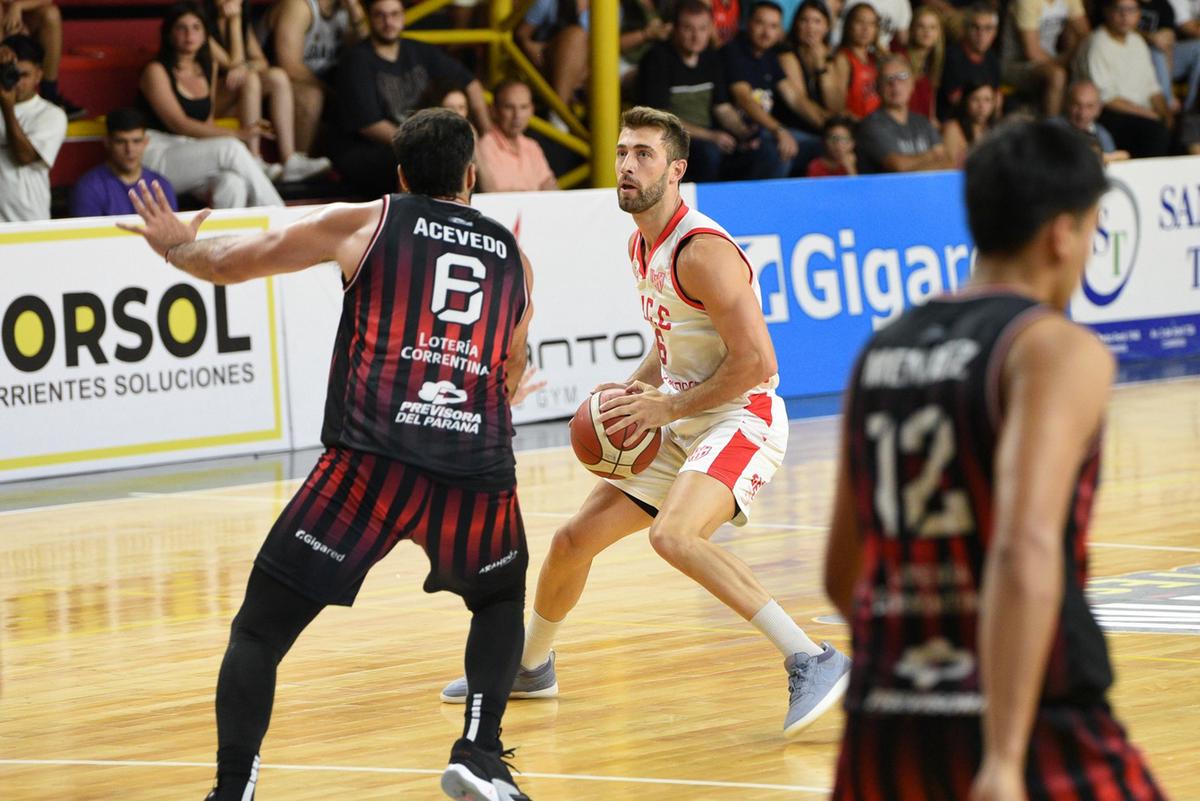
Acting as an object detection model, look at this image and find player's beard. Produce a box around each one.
[617,170,668,213]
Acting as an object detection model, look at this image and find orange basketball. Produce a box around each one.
[569,389,662,479]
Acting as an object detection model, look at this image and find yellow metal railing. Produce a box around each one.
[400,0,615,188]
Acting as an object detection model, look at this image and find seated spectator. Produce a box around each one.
[829,2,883,118]
[806,113,858,175]
[0,0,81,117]
[204,0,330,182]
[330,0,491,197]
[70,108,179,218]
[139,3,283,207]
[894,6,944,119]
[856,54,953,171]
[1080,0,1172,156]
[779,1,838,130]
[710,0,742,46]
[939,2,1001,122]
[1057,78,1131,161]
[476,79,557,192]
[722,0,824,176]
[619,0,672,86]
[420,81,469,117]
[1174,0,1200,112]
[262,0,367,155]
[638,0,768,181]
[850,0,912,48]
[940,80,998,165]
[1000,0,1089,116]
[0,34,64,221]
[1138,0,1200,114]
[517,0,589,109]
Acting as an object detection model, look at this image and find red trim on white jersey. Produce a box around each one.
[669,227,756,311]
[634,200,690,279]
[745,392,773,425]
[344,194,390,292]
[706,429,760,490]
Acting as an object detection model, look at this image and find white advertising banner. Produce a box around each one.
[1071,155,1200,358]
[0,213,290,481]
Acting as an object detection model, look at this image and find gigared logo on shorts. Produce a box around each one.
[687,445,712,463]
[748,473,766,500]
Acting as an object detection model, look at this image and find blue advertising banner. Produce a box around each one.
[696,172,974,398]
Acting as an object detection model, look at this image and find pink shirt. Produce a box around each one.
[477,129,556,192]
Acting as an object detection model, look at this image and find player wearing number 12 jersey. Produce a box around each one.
[119,109,536,801]
[824,121,1167,800]
[440,106,851,737]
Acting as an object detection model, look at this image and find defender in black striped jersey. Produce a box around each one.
[120,109,535,801]
[824,121,1168,801]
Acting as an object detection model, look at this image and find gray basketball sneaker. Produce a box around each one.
[440,651,559,704]
[783,642,851,737]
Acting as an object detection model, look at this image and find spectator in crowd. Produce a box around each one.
[722,0,823,175]
[895,5,944,119]
[138,3,283,207]
[476,79,557,192]
[204,0,331,182]
[1080,0,1172,156]
[619,0,672,85]
[940,80,998,164]
[0,34,65,221]
[421,81,469,117]
[517,0,589,109]
[829,2,883,118]
[921,0,975,39]
[710,0,742,46]
[780,1,837,130]
[1138,0,1200,114]
[638,0,767,181]
[329,0,491,197]
[1000,0,1089,116]
[856,53,953,171]
[806,113,858,174]
[71,108,179,217]
[850,0,912,48]
[0,0,82,117]
[939,1,1001,122]
[263,0,368,155]
[1057,78,1131,160]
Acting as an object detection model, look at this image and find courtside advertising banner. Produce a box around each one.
[1070,155,1200,359]
[695,172,976,398]
[0,214,290,481]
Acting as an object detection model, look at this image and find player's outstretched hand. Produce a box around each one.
[597,380,676,440]
[968,758,1026,801]
[116,179,212,259]
[511,366,548,406]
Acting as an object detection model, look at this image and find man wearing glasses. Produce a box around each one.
[855,55,952,173]
[940,2,1004,123]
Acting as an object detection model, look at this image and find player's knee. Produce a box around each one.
[647,524,696,566]
[462,576,526,613]
[546,521,592,566]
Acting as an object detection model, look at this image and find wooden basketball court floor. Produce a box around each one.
[2,377,1199,801]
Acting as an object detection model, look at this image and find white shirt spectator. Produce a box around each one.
[1166,0,1199,24]
[1084,26,1161,107]
[0,93,68,222]
[848,0,913,49]
[1002,0,1086,64]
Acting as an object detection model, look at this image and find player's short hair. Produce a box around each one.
[106,107,148,135]
[392,108,476,198]
[2,34,45,66]
[965,120,1108,256]
[620,106,690,163]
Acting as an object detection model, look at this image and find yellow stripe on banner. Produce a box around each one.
[0,217,270,245]
[0,217,285,472]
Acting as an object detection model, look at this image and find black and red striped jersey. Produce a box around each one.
[321,194,527,490]
[842,290,1112,716]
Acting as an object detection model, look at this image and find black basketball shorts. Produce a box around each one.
[832,705,1166,801]
[254,448,528,606]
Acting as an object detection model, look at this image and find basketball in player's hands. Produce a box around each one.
[570,389,662,479]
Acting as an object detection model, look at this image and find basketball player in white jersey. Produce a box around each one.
[442,106,851,737]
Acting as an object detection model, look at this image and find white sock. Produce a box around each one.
[520,610,562,670]
[750,599,823,658]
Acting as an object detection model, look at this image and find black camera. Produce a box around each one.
[0,62,19,91]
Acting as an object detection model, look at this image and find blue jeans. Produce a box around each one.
[755,128,824,178]
[1152,39,1200,113]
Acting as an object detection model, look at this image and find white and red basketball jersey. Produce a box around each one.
[630,201,780,415]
